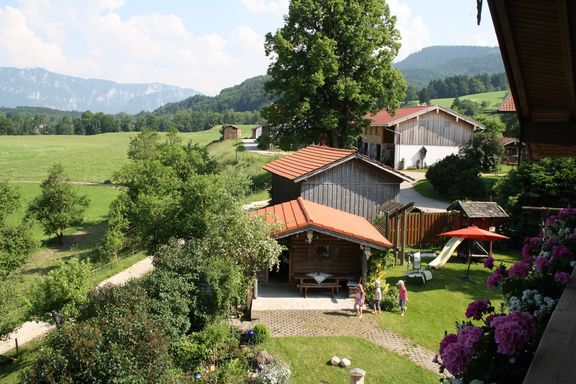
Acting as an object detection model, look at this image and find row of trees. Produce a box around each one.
[416,73,508,104]
[0,108,261,136]
[0,166,90,339]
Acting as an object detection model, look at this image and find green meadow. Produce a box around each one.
[431,90,508,111]
[0,127,223,182]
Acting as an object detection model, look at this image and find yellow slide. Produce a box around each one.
[428,237,464,269]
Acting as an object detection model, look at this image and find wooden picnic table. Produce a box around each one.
[293,273,356,296]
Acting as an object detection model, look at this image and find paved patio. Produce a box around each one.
[252,284,355,311]
[251,284,441,375]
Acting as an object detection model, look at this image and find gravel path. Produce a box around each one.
[252,309,442,375]
[398,170,449,212]
[0,256,154,355]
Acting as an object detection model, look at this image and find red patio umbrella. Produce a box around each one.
[437,226,509,281]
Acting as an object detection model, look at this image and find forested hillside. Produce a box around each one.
[395,46,504,89]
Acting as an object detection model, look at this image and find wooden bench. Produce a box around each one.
[297,282,340,298]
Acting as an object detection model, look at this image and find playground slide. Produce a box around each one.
[428,237,464,269]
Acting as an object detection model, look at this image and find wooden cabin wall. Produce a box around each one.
[397,110,474,146]
[270,174,301,204]
[300,159,401,219]
[288,233,362,282]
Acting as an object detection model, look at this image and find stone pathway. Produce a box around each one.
[251,309,440,374]
[0,256,154,355]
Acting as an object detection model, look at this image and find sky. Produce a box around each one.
[0,0,498,96]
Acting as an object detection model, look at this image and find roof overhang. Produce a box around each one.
[487,0,576,159]
[271,224,390,251]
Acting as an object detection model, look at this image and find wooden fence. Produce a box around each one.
[374,211,455,248]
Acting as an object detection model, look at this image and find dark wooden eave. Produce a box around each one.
[487,0,576,159]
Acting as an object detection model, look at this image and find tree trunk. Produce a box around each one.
[58,231,64,246]
[329,128,339,147]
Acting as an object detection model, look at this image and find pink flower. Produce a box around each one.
[458,325,484,349]
[439,333,458,355]
[534,256,550,272]
[483,256,495,269]
[557,208,576,219]
[491,312,536,356]
[487,268,503,289]
[440,342,472,376]
[551,246,572,260]
[465,299,492,320]
[508,261,530,279]
[554,271,571,285]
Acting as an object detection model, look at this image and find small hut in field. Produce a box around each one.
[222,125,241,140]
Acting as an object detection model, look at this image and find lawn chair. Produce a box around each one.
[407,252,433,285]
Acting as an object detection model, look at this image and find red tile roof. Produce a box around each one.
[367,105,431,126]
[263,145,412,182]
[366,105,484,130]
[250,197,392,249]
[498,94,516,112]
[263,145,355,180]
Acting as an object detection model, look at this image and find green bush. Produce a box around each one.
[22,283,174,383]
[381,286,399,312]
[251,323,270,345]
[177,322,240,372]
[426,154,485,200]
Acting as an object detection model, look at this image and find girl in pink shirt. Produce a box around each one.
[397,280,408,316]
[354,283,366,318]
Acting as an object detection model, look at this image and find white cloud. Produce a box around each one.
[0,6,68,68]
[0,1,266,95]
[387,0,432,61]
[238,0,288,14]
[234,26,264,52]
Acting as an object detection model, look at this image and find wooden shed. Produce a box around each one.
[250,197,392,285]
[448,200,509,230]
[222,124,241,140]
[263,145,413,220]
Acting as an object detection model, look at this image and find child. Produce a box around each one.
[354,283,366,318]
[397,280,408,316]
[373,280,382,314]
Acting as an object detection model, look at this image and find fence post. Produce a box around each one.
[401,212,407,265]
[419,211,424,249]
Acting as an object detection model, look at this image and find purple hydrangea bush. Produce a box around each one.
[437,208,576,383]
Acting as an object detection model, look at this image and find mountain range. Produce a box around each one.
[0,67,200,114]
[0,46,504,114]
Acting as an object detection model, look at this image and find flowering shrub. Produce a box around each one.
[437,208,576,383]
[255,361,291,384]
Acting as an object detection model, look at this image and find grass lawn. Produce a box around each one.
[0,127,222,182]
[431,90,508,112]
[378,249,521,351]
[412,180,452,203]
[207,139,278,202]
[0,337,44,384]
[263,336,439,384]
[3,182,132,322]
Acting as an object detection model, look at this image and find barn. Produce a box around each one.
[361,105,484,169]
[263,145,413,220]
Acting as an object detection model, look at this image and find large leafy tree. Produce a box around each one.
[28,164,90,245]
[262,0,406,148]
